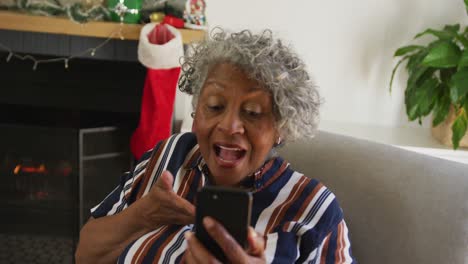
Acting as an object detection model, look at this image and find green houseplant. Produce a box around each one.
[389,0,468,149]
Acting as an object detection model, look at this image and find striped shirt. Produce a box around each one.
[91,132,355,263]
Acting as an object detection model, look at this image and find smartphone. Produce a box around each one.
[195,186,253,262]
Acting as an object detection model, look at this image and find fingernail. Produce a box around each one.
[249,228,257,238]
[203,217,214,228]
[184,231,192,240]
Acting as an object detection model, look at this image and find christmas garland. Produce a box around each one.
[1,0,206,27]
[1,0,110,23]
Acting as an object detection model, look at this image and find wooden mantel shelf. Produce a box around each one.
[0,10,205,43]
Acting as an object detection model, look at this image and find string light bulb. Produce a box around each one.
[6,52,13,62]
[33,61,38,71]
[118,25,125,40]
[91,49,96,56]
[64,59,69,69]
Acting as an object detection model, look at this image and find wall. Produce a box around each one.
[198,0,467,129]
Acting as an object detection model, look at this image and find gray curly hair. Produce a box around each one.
[178,28,321,143]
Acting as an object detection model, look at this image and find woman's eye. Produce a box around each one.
[245,110,261,117]
[207,105,223,112]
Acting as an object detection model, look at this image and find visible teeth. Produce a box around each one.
[218,156,231,162]
[218,145,242,151]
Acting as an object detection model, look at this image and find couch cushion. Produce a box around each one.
[279,131,468,264]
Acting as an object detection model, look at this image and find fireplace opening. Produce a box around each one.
[0,52,146,263]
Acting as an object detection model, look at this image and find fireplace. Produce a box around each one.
[0,50,146,263]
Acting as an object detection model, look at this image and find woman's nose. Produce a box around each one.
[217,110,245,135]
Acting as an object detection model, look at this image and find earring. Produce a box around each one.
[191,112,195,118]
[274,137,282,146]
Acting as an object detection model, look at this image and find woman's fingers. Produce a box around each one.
[155,170,175,191]
[171,199,195,225]
[155,171,195,215]
[184,231,221,264]
[144,170,195,226]
[203,217,248,264]
[159,192,195,216]
[246,227,265,257]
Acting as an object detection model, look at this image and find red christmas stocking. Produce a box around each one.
[130,23,184,160]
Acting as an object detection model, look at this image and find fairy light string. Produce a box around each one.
[0,23,126,71]
[0,0,141,71]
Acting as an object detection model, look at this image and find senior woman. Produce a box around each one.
[75,28,355,263]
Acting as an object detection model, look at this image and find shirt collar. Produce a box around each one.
[187,147,288,192]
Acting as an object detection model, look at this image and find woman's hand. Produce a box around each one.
[138,170,195,228]
[184,217,266,264]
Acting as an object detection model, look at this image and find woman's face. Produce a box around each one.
[193,63,278,187]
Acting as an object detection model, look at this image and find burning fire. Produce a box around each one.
[13,164,47,175]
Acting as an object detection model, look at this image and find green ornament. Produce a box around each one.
[107,0,142,24]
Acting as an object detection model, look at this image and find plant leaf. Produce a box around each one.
[405,90,420,120]
[394,45,424,57]
[421,41,461,68]
[440,68,456,84]
[432,90,451,126]
[444,24,460,33]
[456,35,468,47]
[419,78,440,116]
[464,26,468,38]
[406,50,428,73]
[407,67,435,89]
[465,96,468,113]
[405,67,436,119]
[415,28,457,40]
[405,77,439,120]
[389,56,410,93]
[458,49,468,69]
[465,0,468,15]
[405,81,421,121]
[450,68,468,103]
[451,108,468,149]
[442,23,468,47]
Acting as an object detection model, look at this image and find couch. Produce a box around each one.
[279,131,468,264]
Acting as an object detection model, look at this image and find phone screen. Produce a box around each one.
[195,186,252,262]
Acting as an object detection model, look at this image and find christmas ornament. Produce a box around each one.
[184,0,207,30]
[149,12,165,23]
[163,15,184,28]
[107,0,142,24]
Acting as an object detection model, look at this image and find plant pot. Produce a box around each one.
[431,106,468,148]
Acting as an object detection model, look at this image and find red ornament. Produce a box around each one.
[163,15,185,28]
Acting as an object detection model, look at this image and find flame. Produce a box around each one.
[13,163,47,174]
[13,165,21,175]
[38,164,46,173]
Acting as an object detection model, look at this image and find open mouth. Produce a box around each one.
[213,144,246,164]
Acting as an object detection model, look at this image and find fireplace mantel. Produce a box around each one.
[0,11,205,43]
[0,10,206,61]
